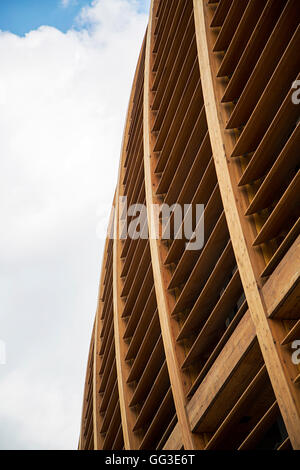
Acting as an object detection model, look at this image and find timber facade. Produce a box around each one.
[79,0,300,450]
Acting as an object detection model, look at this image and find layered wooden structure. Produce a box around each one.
[79,0,300,450]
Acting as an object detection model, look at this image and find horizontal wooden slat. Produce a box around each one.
[217,0,266,77]
[168,182,223,291]
[253,171,300,246]
[123,265,154,333]
[245,126,300,215]
[231,34,300,166]
[139,388,175,450]
[171,211,228,312]
[238,401,279,450]
[213,0,248,53]
[177,241,236,340]
[187,300,248,397]
[221,0,288,103]
[126,311,160,383]
[281,320,300,346]
[133,361,169,432]
[261,219,300,278]
[129,336,164,407]
[263,236,300,319]
[152,12,195,108]
[210,0,231,28]
[181,268,243,369]
[165,158,217,267]
[205,365,274,449]
[187,311,258,431]
[156,105,206,196]
[277,437,292,450]
[164,131,211,208]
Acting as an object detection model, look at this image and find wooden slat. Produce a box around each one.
[125,287,156,360]
[121,242,150,297]
[157,105,206,196]
[153,0,173,48]
[126,310,160,383]
[230,24,300,155]
[205,365,273,449]
[163,422,182,450]
[238,81,300,187]
[186,309,257,430]
[187,300,248,397]
[263,236,300,320]
[139,388,175,450]
[217,0,266,77]
[152,12,195,108]
[210,0,231,27]
[121,245,151,316]
[100,381,118,434]
[99,360,116,413]
[168,182,223,291]
[133,361,169,431]
[154,59,200,168]
[221,0,288,103]
[99,340,115,393]
[181,268,242,369]
[245,127,300,215]
[156,414,177,450]
[281,320,300,346]
[277,437,292,450]
[112,423,124,450]
[238,401,279,450]
[165,158,217,267]
[170,211,228,311]
[102,402,121,450]
[153,1,190,79]
[124,280,155,340]
[164,131,211,208]
[129,335,164,407]
[177,240,236,340]
[213,0,248,53]
[294,374,300,385]
[253,171,300,246]
[261,219,300,278]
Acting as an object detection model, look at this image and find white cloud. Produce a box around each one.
[61,0,72,7]
[0,0,148,449]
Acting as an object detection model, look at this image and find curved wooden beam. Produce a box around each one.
[92,207,115,450]
[79,321,95,450]
[143,0,203,451]
[193,0,300,449]
[112,38,146,450]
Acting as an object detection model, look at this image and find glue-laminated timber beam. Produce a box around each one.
[93,207,116,449]
[193,0,300,448]
[79,322,95,450]
[112,37,147,450]
[143,0,204,451]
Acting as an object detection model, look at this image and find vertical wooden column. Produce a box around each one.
[193,0,300,449]
[143,0,203,450]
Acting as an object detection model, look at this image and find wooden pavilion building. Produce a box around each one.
[79,0,300,450]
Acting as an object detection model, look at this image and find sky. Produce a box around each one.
[0,0,149,449]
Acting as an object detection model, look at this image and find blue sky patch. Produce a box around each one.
[0,0,96,36]
[0,1,150,37]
